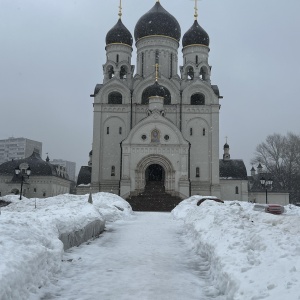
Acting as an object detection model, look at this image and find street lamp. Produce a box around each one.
[260,177,273,204]
[15,165,31,200]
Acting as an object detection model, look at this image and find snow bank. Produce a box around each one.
[172,196,300,300]
[0,193,132,300]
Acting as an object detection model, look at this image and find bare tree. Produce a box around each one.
[251,132,300,203]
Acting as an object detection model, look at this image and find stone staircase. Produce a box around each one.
[126,182,183,212]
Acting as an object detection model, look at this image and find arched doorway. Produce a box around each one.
[146,164,165,183]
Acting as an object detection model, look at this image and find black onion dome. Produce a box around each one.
[182,20,209,47]
[147,82,166,98]
[142,82,171,104]
[224,143,229,149]
[106,19,133,46]
[134,2,181,42]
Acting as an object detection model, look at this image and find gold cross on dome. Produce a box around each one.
[192,0,201,20]
[118,0,122,19]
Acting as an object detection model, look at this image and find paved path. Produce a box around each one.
[35,213,223,300]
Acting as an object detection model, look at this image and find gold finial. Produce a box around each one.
[118,0,122,19]
[194,0,199,20]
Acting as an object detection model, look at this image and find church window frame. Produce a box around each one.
[107,65,115,79]
[141,53,144,77]
[187,66,194,80]
[120,65,128,79]
[235,186,239,194]
[191,93,205,105]
[108,92,122,104]
[196,167,200,178]
[111,166,115,176]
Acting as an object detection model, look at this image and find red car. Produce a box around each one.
[265,204,285,215]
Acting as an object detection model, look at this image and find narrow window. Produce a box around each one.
[196,55,199,65]
[190,128,193,136]
[111,166,115,176]
[155,50,159,64]
[116,54,119,63]
[141,53,144,77]
[34,188,37,193]
[187,67,194,80]
[203,128,206,136]
[170,53,173,78]
[43,192,46,197]
[196,167,200,178]
[119,127,122,135]
[235,186,239,194]
[107,127,109,135]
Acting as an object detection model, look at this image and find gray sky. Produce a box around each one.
[1,0,299,176]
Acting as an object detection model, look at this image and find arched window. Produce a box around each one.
[120,66,128,79]
[235,186,239,194]
[191,93,205,105]
[107,65,114,79]
[200,67,208,80]
[108,92,122,104]
[196,55,199,65]
[141,85,171,105]
[116,54,119,63]
[203,128,206,136]
[111,166,115,176]
[187,67,194,80]
[196,167,200,178]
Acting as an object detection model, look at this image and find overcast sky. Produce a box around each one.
[1,0,299,176]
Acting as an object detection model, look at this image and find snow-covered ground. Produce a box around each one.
[1,193,300,300]
[0,193,132,300]
[172,196,300,300]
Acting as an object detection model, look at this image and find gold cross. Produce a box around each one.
[193,0,201,20]
[118,0,122,19]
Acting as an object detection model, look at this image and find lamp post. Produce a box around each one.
[260,177,273,204]
[15,165,31,200]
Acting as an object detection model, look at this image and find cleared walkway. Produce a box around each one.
[35,213,224,300]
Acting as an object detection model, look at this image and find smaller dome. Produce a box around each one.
[147,82,166,98]
[89,150,93,156]
[224,143,229,149]
[106,19,133,46]
[182,20,209,47]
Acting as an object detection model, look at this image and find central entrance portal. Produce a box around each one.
[127,157,182,211]
[145,164,165,193]
[146,164,164,182]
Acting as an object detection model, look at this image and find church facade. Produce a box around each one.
[76,1,257,204]
[90,1,223,200]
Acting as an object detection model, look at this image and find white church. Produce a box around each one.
[76,1,288,209]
